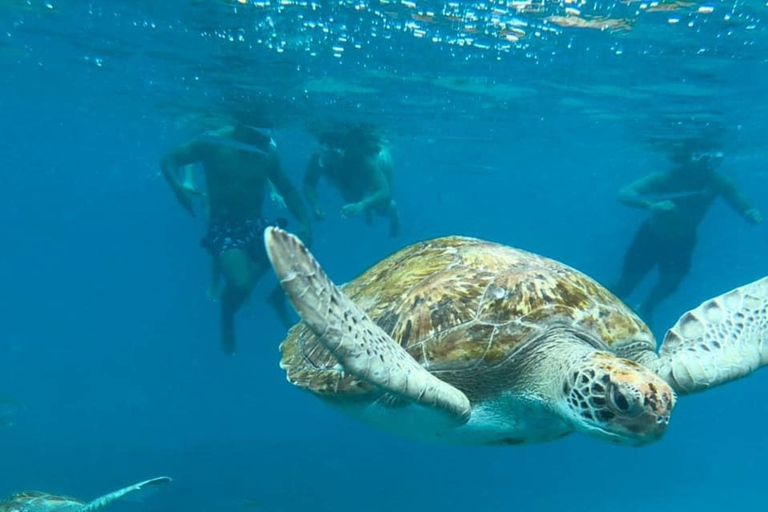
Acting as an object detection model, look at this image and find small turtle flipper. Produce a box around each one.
[264,227,472,425]
[653,276,768,395]
[78,477,171,512]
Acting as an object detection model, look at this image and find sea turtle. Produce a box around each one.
[0,477,171,512]
[264,227,768,446]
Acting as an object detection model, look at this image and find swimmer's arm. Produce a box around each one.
[302,154,324,216]
[617,172,671,209]
[359,151,393,212]
[160,141,204,196]
[160,141,206,216]
[267,152,313,241]
[713,172,762,223]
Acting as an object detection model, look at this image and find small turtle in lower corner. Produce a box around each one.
[265,227,768,447]
[0,476,171,512]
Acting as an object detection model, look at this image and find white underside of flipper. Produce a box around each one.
[329,391,571,445]
[656,276,768,394]
[79,477,171,512]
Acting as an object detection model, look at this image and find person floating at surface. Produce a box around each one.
[161,120,313,355]
[612,147,763,326]
[303,122,401,237]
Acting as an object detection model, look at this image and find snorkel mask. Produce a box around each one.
[241,124,273,139]
[690,150,724,167]
[200,122,276,155]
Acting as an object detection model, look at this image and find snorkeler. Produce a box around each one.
[161,120,313,356]
[179,164,288,301]
[303,123,401,237]
[612,147,763,326]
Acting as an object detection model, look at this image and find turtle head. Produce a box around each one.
[560,352,676,445]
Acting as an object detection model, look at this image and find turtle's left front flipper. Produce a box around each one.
[653,277,768,395]
[79,477,172,512]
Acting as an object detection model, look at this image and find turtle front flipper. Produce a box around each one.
[653,276,768,395]
[264,227,472,425]
[79,477,171,512]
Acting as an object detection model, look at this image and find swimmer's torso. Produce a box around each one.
[199,142,273,221]
[646,171,719,238]
[320,148,387,202]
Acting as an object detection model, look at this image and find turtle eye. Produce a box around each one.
[610,386,630,412]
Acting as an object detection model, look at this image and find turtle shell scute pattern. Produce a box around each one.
[279,236,654,399]
[0,492,82,512]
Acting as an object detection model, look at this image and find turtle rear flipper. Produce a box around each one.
[653,276,768,394]
[264,227,472,425]
[79,477,171,512]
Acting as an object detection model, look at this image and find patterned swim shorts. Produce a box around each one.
[201,217,287,262]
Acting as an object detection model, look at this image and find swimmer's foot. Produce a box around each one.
[389,204,402,238]
[268,285,294,329]
[207,279,221,302]
[637,302,655,329]
[220,315,237,356]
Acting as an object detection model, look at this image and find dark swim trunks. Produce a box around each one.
[201,217,287,262]
[623,219,696,277]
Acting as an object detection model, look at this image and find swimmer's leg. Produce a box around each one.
[387,200,401,238]
[267,284,294,329]
[639,236,695,327]
[217,249,257,356]
[612,221,656,299]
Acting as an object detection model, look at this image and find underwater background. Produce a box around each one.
[1,0,767,511]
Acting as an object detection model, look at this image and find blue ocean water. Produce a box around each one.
[1,1,767,511]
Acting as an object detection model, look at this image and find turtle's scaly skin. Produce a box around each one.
[0,491,83,512]
[280,236,654,403]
